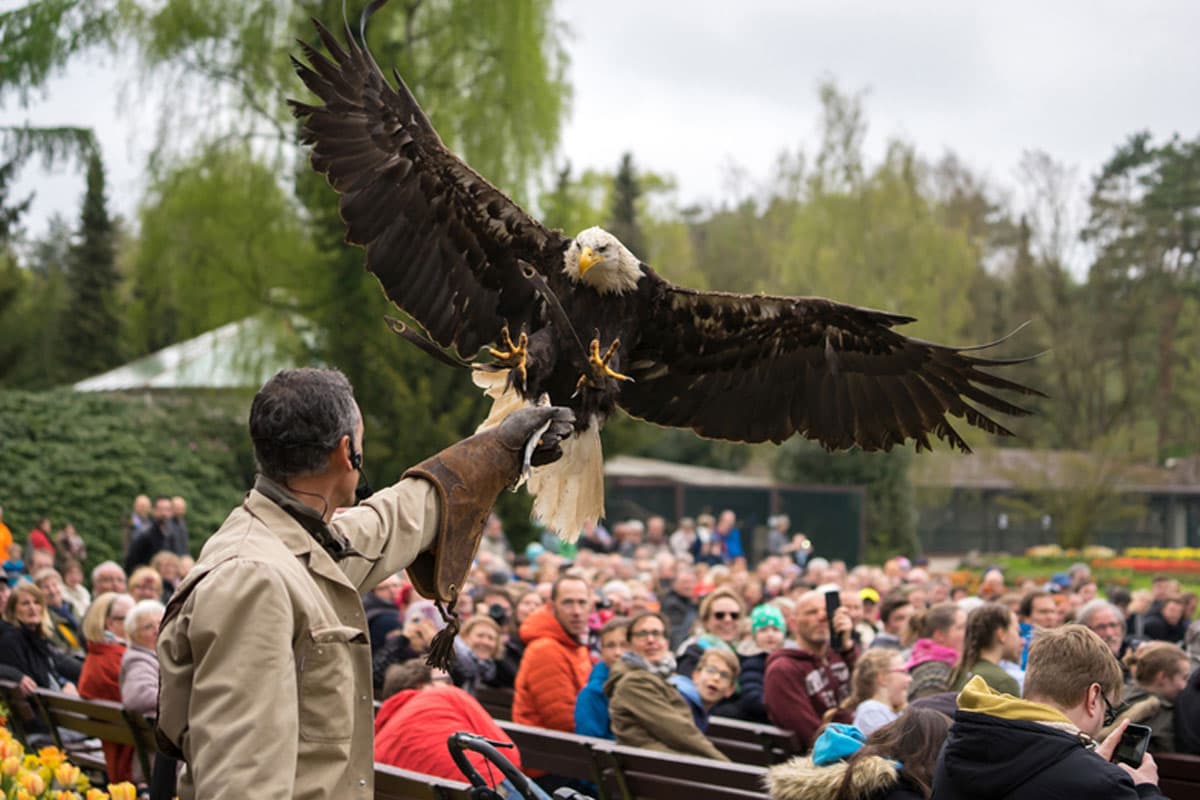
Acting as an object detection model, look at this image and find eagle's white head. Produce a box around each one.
[563,227,642,294]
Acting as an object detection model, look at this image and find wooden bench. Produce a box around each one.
[707,716,797,765]
[0,680,36,746]
[374,763,474,800]
[497,720,610,797]
[475,685,515,721]
[30,689,158,781]
[596,742,768,800]
[1156,752,1200,798]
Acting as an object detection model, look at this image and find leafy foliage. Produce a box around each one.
[0,390,252,567]
[775,440,917,563]
[61,150,122,381]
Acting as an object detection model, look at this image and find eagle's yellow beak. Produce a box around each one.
[578,246,601,276]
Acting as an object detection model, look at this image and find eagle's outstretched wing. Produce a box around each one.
[620,269,1044,451]
[289,20,567,359]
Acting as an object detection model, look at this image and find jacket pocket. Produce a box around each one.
[297,624,364,742]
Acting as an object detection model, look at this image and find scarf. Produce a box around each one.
[622,650,678,679]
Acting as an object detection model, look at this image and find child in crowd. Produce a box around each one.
[672,647,740,732]
[575,616,629,738]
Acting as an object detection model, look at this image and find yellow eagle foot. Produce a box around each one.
[574,337,633,395]
[487,325,529,391]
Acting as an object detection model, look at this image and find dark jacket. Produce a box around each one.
[1174,665,1200,755]
[362,592,401,653]
[711,649,770,723]
[661,589,698,651]
[124,520,167,574]
[932,677,1165,800]
[764,645,857,752]
[1141,612,1186,644]
[0,619,82,689]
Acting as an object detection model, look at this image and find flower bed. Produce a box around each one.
[0,723,138,800]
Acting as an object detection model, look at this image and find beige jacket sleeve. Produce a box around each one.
[179,560,300,800]
[332,477,440,592]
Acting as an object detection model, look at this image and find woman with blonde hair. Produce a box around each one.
[824,648,912,735]
[0,582,81,693]
[676,586,746,675]
[78,591,136,783]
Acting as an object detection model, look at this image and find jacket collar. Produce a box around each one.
[246,477,359,590]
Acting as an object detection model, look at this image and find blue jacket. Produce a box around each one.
[670,674,711,732]
[575,660,614,738]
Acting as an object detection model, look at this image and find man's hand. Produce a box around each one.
[832,606,854,649]
[496,405,575,467]
[1097,719,1159,787]
[18,675,36,695]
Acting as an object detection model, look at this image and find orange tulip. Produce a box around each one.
[85,788,111,800]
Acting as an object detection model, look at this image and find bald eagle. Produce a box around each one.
[289,15,1044,540]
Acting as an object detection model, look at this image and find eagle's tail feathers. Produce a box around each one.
[529,422,604,543]
[472,368,602,541]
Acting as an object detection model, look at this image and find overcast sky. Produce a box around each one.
[9,0,1200,242]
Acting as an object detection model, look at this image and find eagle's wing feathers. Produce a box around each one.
[621,273,1044,451]
[290,21,564,359]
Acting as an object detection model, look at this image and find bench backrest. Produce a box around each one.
[497,719,608,787]
[1157,752,1200,799]
[373,763,474,800]
[474,686,514,721]
[707,716,796,763]
[597,742,768,800]
[31,689,159,780]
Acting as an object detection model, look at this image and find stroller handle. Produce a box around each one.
[447,731,537,799]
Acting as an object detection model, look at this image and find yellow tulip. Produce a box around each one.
[55,761,81,788]
[22,753,39,770]
[2,754,20,776]
[39,745,65,770]
[58,792,82,800]
[107,781,138,800]
[86,789,111,800]
[19,768,46,794]
[16,789,35,800]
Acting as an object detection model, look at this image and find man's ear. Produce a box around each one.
[330,434,352,470]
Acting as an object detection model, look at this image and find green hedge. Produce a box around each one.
[0,390,254,568]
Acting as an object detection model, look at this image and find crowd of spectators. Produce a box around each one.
[3,498,1200,798]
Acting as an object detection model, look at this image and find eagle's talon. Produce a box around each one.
[577,337,632,391]
[487,325,529,391]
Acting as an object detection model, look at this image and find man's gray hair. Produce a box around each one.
[91,560,125,585]
[249,368,360,480]
[1076,599,1124,631]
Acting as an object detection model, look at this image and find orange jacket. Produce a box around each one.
[512,605,591,732]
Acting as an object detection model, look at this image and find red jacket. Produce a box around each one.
[373,684,519,786]
[512,605,591,732]
[79,640,133,783]
[28,528,54,553]
[763,644,857,752]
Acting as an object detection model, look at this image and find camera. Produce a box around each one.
[487,602,509,625]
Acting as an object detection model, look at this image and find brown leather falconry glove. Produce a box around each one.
[403,405,574,668]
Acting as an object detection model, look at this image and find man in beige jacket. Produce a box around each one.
[157,368,573,800]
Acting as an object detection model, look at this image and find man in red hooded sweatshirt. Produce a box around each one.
[512,574,592,732]
[763,589,858,751]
